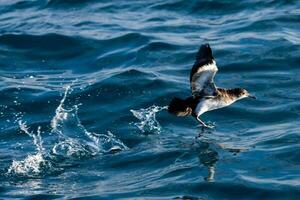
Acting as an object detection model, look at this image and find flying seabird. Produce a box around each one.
[168,44,256,128]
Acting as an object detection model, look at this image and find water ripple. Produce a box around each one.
[1,0,300,199]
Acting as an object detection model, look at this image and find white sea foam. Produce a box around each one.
[130,105,167,134]
[7,153,48,176]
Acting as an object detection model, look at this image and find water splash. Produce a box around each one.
[7,154,47,177]
[51,130,129,158]
[19,122,45,154]
[7,85,128,176]
[51,85,72,135]
[130,105,167,134]
[51,138,98,158]
[7,121,52,177]
[97,131,129,153]
[50,85,128,158]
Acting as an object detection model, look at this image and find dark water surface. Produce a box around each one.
[1,0,300,199]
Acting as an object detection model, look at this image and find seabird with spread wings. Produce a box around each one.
[168,44,256,128]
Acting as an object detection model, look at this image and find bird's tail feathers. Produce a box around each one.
[168,97,192,117]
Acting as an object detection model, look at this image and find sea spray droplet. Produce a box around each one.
[130,105,168,134]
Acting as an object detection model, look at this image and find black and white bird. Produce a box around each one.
[168,44,256,128]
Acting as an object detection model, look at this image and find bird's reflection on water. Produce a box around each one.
[193,138,219,182]
[191,128,247,182]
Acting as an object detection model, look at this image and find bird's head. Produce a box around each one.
[231,88,256,100]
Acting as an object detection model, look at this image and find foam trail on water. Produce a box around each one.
[7,121,51,177]
[130,105,168,134]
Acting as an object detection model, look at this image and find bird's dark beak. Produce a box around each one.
[248,94,256,99]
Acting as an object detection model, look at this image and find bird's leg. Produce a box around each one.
[204,96,215,99]
[196,116,214,129]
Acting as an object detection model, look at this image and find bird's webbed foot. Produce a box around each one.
[196,117,215,129]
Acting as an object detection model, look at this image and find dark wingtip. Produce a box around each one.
[195,43,214,62]
[203,43,210,48]
[190,43,214,81]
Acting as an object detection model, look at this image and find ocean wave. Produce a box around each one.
[0,33,83,50]
[1,0,300,198]
[150,0,293,15]
[46,0,97,7]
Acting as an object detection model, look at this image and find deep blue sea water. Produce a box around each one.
[0,0,300,199]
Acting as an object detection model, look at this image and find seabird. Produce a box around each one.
[168,44,256,128]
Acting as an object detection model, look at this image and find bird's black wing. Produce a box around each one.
[190,44,218,97]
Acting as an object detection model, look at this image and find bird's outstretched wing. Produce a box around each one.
[190,44,218,97]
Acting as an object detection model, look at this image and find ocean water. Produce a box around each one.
[0,0,300,199]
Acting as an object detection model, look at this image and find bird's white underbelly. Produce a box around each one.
[195,98,232,116]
